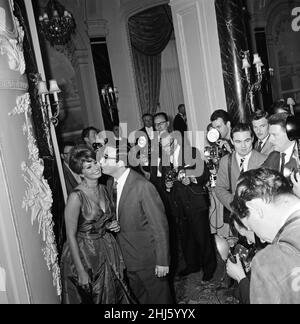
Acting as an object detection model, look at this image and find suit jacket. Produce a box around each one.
[161,145,208,209]
[62,162,80,196]
[107,169,170,271]
[254,136,274,156]
[262,143,300,173]
[215,150,267,210]
[173,114,187,136]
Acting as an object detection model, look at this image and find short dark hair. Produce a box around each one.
[268,113,289,131]
[154,112,169,122]
[230,168,293,221]
[178,104,185,110]
[142,113,153,120]
[250,110,269,122]
[271,99,290,115]
[231,123,253,139]
[210,109,231,124]
[69,145,96,175]
[81,127,100,142]
[61,141,76,152]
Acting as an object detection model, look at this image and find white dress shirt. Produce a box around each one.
[145,126,154,140]
[115,168,131,219]
[280,142,297,170]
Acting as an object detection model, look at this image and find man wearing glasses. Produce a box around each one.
[100,145,172,304]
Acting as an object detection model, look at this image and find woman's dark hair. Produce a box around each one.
[69,145,96,175]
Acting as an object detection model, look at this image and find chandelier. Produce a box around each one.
[39,0,76,46]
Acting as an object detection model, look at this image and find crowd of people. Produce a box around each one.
[58,101,300,304]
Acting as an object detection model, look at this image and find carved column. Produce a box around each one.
[0,0,60,303]
[215,0,251,124]
[170,0,227,149]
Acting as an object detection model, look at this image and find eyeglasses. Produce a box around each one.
[103,155,118,161]
[154,121,167,128]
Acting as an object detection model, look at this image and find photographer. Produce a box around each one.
[210,110,234,155]
[160,133,217,280]
[226,215,267,304]
[230,168,300,304]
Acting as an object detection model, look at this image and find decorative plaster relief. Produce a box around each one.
[0,79,28,91]
[0,0,25,75]
[8,93,62,297]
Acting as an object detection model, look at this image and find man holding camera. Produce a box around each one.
[210,109,234,155]
[230,168,300,304]
[159,133,217,281]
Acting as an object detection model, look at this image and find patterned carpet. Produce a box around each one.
[174,256,239,304]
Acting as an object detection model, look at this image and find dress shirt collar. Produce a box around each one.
[145,126,154,140]
[259,135,269,147]
[282,141,296,164]
[236,151,252,172]
[114,168,131,217]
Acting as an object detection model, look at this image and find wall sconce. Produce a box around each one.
[101,84,119,107]
[37,79,61,127]
[241,50,274,112]
[101,84,119,123]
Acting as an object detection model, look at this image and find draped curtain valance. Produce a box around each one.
[128,4,173,116]
[128,5,173,56]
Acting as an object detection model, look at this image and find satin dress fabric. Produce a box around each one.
[60,186,133,304]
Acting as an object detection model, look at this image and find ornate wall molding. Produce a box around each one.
[0,79,28,91]
[8,93,62,297]
[87,18,108,37]
[0,0,25,75]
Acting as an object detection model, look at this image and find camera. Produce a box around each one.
[92,142,104,151]
[92,138,108,151]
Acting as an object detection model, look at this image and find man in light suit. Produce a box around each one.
[215,123,266,212]
[100,145,172,304]
[250,110,274,156]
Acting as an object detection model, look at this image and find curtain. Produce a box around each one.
[129,5,173,116]
[159,39,184,129]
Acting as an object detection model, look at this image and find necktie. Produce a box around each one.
[280,153,286,174]
[158,140,163,177]
[112,180,118,217]
[257,140,263,152]
[240,158,245,174]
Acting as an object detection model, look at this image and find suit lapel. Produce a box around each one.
[232,153,240,185]
[118,170,135,219]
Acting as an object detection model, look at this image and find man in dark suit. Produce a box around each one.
[250,110,274,156]
[262,113,300,175]
[173,104,187,137]
[160,133,217,280]
[133,114,154,180]
[100,145,172,304]
[61,142,81,195]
